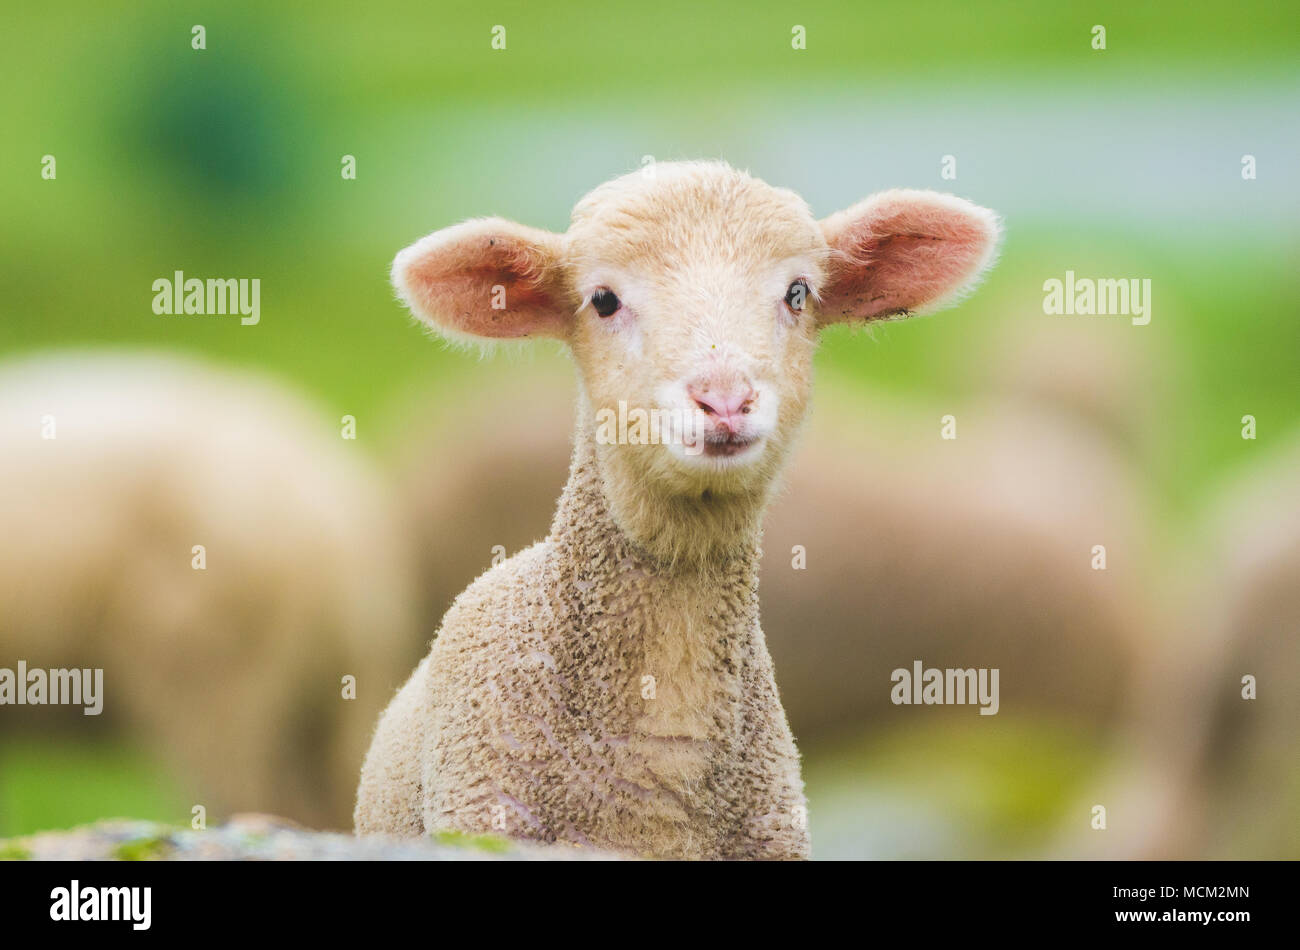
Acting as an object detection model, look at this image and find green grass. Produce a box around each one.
[430,829,513,854]
[3,1,1295,121]
[0,739,189,838]
[804,718,1107,859]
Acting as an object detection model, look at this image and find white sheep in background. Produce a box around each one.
[0,351,417,829]
[355,161,1001,858]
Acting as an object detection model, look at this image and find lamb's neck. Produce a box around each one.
[549,421,764,587]
[547,428,764,742]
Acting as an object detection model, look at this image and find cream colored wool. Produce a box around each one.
[356,161,1001,858]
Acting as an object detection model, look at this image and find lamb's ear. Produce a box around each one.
[392,217,574,341]
[817,190,1001,325]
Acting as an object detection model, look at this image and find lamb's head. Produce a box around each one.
[393,161,1000,546]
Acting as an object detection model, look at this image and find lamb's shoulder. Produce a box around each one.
[723,623,811,859]
[433,540,556,646]
[421,538,561,734]
[417,540,578,835]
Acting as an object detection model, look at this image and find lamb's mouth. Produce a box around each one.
[685,433,761,460]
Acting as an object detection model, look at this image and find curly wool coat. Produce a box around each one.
[355,408,809,859]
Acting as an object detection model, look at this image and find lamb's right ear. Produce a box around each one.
[392,218,574,341]
[817,190,1001,325]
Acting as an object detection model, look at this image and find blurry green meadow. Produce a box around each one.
[1,1,1297,855]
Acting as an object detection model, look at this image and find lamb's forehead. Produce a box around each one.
[564,162,826,275]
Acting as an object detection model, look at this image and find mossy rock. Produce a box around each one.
[430,829,512,854]
[0,842,33,861]
[112,833,174,861]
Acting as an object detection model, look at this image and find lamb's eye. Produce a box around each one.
[784,279,809,312]
[591,288,621,318]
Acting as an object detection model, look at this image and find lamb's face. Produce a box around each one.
[564,165,828,496]
[392,159,1000,507]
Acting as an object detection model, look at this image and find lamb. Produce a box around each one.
[355,161,1001,858]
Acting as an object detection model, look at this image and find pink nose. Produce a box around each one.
[689,381,755,432]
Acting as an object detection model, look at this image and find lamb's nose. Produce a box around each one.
[689,382,755,432]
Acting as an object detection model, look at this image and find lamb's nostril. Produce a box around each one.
[688,379,756,429]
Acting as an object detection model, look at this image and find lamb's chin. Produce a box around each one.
[665,435,768,476]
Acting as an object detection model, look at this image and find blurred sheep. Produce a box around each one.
[760,382,1153,741]
[0,351,416,829]
[1076,436,1300,859]
[1194,438,1300,858]
[386,368,575,648]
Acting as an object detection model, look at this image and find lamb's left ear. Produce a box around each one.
[392,217,574,342]
[817,190,1001,324]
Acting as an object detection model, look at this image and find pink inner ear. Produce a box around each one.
[398,224,571,340]
[821,194,997,323]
